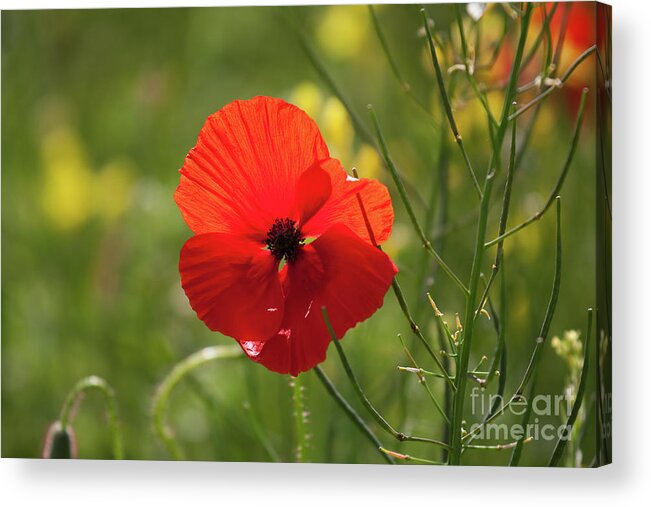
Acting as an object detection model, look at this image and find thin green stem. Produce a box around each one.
[322,307,449,450]
[465,437,533,451]
[448,172,496,465]
[243,401,281,463]
[380,447,445,465]
[398,366,446,379]
[287,7,426,210]
[464,198,563,443]
[510,45,596,120]
[481,267,508,417]
[368,5,438,124]
[391,279,456,389]
[486,88,588,248]
[398,334,450,424]
[152,345,242,460]
[313,366,394,464]
[453,4,498,133]
[520,3,559,73]
[367,106,469,296]
[427,293,458,355]
[291,374,309,462]
[59,375,124,460]
[351,165,456,387]
[287,8,374,147]
[475,101,518,318]
[548,308,593,466]
[420,7,482,198]
[448,5,533,466]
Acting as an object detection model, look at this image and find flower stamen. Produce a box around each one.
[266,218,304,262]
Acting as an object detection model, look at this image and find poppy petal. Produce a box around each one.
[179,233,284,341]
[174,96,330,240]
[294,161,332,227]
[301,161,394,245]
[240,224,397,375]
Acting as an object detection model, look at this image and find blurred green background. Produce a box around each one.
[2,4,599,465]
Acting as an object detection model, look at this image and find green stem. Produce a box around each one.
[520,3,559,73]
[454,4,498,133]
[152,345,242,460]
[313,366,394,464]
[368,5,438,124]
[465,437,532,451]
[243,401,281,462]
[291,374,309,462]
[391,278,456,389]
[421,7,482,198]
[463,198,563,443]
[486,89,589,248]
[398,334,450,425]
[448,5,533,466]
[380,447,445,465]
[448,172,496,465]
[510,45,596,120]
[548,308,593,466]
[350,165,457,387]
[367,106,469,296]
[59,375,124,460]
[286,7,427,210]
[475,101,519,318]
[322,307,449,450]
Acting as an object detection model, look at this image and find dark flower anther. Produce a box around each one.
[266,218,304,262]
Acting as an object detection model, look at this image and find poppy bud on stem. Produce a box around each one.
[42,421,77,459]
[47,375,124,460]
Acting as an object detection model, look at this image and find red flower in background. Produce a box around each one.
[483,3,598,116]
[532,2,597,112]
[175,96,396,376]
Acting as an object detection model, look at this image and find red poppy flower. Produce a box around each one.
[175,96,397,376]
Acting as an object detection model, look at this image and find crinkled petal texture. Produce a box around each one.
[175,96,394,246]
[301,160,394,245]
[239,224,397,376]
[174,96,330,240]
[179,233,284,341]
[176,96,397,375]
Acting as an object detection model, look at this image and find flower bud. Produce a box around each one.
[42,421,77,459]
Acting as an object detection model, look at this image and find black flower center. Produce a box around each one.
[266,218,304,263]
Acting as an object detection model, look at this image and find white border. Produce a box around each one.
[2,0,651,505]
